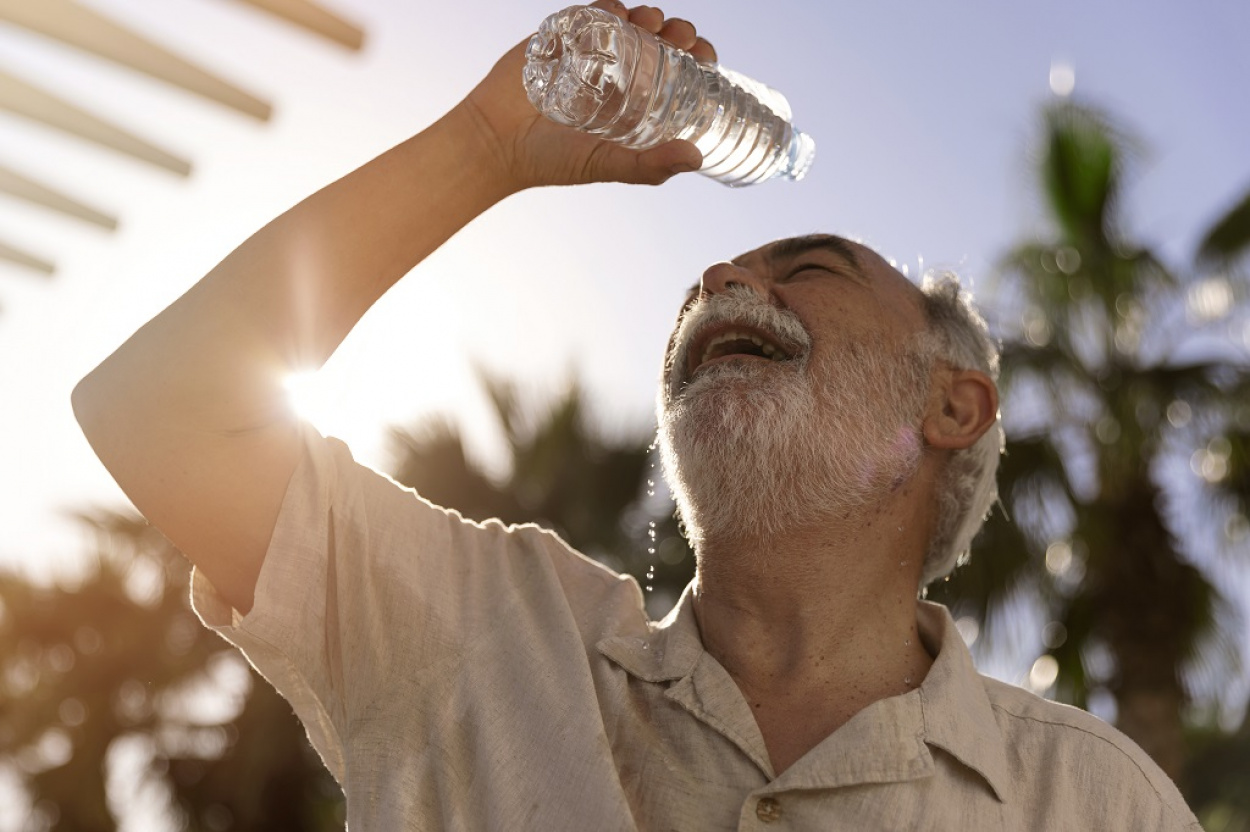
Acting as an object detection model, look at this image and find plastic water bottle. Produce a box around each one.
[523,5,816,187]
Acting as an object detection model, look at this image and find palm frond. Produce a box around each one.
[1039,102,1133,249]
[928,436,1071,622]
[1183,719,1250,823]
[1197,185,1250,271]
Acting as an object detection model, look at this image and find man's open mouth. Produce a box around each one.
[688,325,796,375]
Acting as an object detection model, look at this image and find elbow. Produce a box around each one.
[71,372,97,437]
[71,370,102,440]
[72,367,118,455]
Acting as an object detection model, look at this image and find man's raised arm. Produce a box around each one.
[72,3,709,614]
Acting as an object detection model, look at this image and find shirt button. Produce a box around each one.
[756,797,783,824]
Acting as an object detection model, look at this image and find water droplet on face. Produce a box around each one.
[904,675,913,685]
[904,638,911,647]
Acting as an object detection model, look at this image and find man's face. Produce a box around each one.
[656,235,935,550]
[664,235,929,395]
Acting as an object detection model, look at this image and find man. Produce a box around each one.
[73,2,1200,828]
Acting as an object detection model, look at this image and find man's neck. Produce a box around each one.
[689,493,936,774]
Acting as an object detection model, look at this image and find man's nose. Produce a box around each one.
[700,262,769,298]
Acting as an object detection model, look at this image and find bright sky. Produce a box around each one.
[1,0,1248,593]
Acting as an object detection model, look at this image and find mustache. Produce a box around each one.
[664,286,812,395]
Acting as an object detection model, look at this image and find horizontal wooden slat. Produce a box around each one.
[228,0,364,50]
[0,70,192,175]
[0,164,118,229]
[0,0,272,119]
[0,237,55,274]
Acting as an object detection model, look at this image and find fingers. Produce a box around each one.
[589,0,629,21]
[688,36,718,65]
[593,4,718,64]
[659,20,718,65]
[626,5,665,32]
[658,18,697,50]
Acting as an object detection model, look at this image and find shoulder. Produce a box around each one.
[981,677,1199,829]
[291,432,646,633]
[982,674,1148,764]
[496,520,650,635]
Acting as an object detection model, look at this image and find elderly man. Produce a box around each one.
[73,2,1199,829]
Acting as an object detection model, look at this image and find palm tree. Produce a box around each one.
[928,99,1250,798]
[0,512,343,831]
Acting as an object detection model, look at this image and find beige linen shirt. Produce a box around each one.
[194,429,1200,830]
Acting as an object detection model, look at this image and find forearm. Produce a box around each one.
[78,104,511,433]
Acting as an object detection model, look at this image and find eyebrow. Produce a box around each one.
[745,234,863,273]
[683,235,866,300]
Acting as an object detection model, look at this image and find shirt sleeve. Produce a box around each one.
[190,424,640,783]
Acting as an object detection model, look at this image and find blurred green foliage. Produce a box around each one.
[927,99,1250,826]
[0,515,343,831]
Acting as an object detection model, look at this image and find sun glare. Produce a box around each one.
[1049,60,1076,97]
[283,370,336,430]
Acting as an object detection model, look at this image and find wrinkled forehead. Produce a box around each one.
[686,234,927,318]
[744,234,920,293]
[732,233,865,270]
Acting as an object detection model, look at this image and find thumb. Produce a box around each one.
[618,139,704,186]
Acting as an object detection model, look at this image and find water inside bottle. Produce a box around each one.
[525,5,815,185]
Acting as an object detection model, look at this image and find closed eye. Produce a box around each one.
[785,262,839,280]
[785,257,875,289]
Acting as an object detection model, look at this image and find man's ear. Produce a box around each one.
[923,368,999,450]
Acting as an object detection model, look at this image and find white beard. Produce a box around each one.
[657,288,932,551]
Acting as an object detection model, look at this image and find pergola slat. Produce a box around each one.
[0,70,192,176]
[0,164,118,229]
[0,237,55,274]
[0,0,271,119]
[228,0,364,50]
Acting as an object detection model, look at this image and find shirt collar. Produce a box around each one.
[598,586,1012,802]
[914,600,1013,803]
[597,582,704,683]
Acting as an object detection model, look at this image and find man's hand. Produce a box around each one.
[462,1,718,190]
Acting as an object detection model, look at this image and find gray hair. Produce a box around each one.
[917,271,1004,585]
